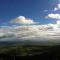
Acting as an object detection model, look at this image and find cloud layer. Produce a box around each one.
[0,16,60,42]
[0,15,60,45]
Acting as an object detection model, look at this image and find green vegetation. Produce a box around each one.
[0,44,52,56]
[0,44,54,56]
[0,44,60,60]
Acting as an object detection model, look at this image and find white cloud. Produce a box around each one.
[10,16,36,24]
[45,13,60,19]
[54,4,60,11]
[57,4,60,9]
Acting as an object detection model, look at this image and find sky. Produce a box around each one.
[0,0,60,44]
[0,0,59,25]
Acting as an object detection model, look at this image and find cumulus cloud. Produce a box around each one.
[10,16,36,24]
[45,13,60,19]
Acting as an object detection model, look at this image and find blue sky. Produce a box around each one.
[0,0,59,25]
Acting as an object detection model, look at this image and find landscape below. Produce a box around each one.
[0,40,60,60]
